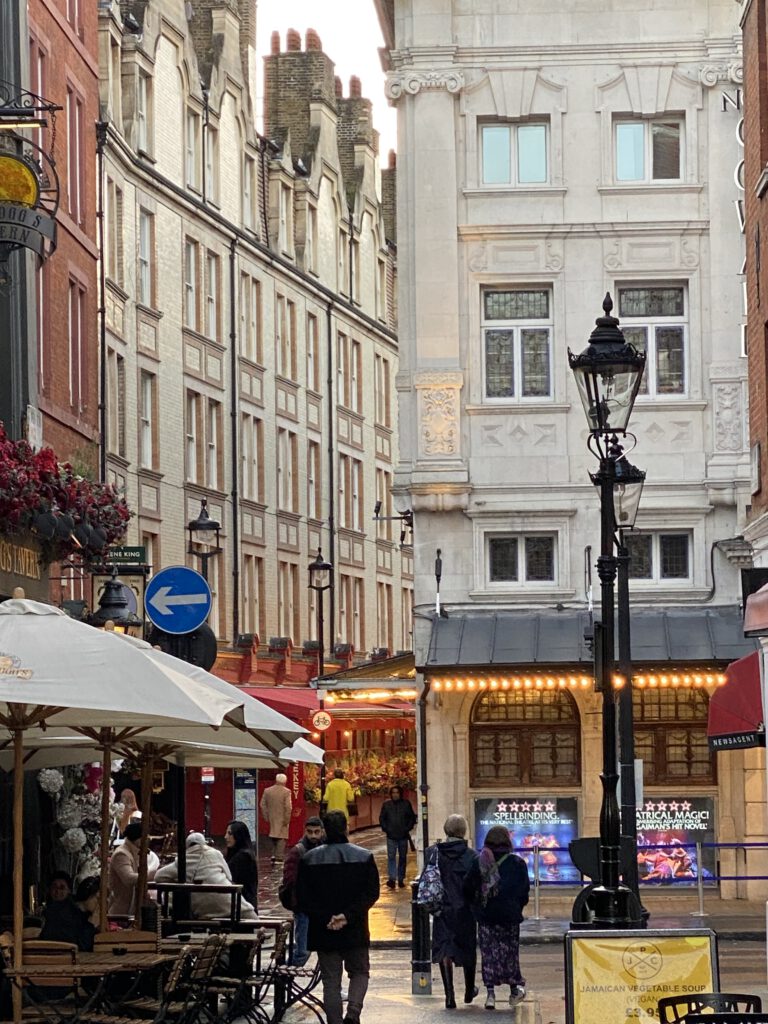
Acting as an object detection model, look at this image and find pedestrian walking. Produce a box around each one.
[378,784,417,888]
[323,768,356,819]
[224,820,258,910]
[260,772,292,864]
[279,815,325,965]
[464,825,529,1010]
[426,814,478,1009]
[296,810,380,1024]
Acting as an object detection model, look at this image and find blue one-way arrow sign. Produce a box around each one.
[144,565,212,635]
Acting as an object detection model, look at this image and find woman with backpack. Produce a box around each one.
[424,814,478,1009]
[464,825,530,1010]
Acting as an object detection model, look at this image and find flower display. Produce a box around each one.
[56,798,83,830]
[303,751,417,803]
[0,423,131,565]
[37,768,65,795]
[60,827,87,853]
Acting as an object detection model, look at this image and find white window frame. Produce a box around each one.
[205,251,219,340]
[308,440,320,521]
[482,287,553,402]
[485,533,558,587]
[243,156,255,231]
[185,391,200,483]
[139,370,154,469]
[136,71,150,153]
[307,312,319,391]
[206,399,220,489]
[185,108,201,190]
[614,117,684,184]
[138,208,153,307]
[183,238,199,329]
[68,278,85,411]
[617,283,688,399]
[480,121,549,187]
[625,530,693,584]
[204,125,218,204]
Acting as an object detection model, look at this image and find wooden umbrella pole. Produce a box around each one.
[12,724,24,1024]
[98,734,112,931]
[134,755,153,929]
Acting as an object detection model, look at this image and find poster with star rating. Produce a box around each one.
[473,797,580,882]
[636,796,715,886]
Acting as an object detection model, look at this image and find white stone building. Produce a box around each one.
[376,0,765,895]
[96,0,412,663]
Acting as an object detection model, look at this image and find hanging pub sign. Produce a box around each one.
[636,796,716,886]
[474,796,580,883]
[0,154,56,256]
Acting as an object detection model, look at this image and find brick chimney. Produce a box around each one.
[336,75,377,206]
[381,149,397,244]
[264,27,337,167]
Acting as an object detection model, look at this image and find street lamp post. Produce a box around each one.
[308,549,333,799]
[88,566,145,635]
[187,499,222,583]
[568,294,646,928]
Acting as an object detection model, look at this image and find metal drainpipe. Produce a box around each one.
[418,677,431,853]
[96,121,108,482]
[348,209,354,303]
[258,138,271,248]
[325,301,336,636]
[229,236,240,641]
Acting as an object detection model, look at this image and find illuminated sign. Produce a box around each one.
[474,796,580,883]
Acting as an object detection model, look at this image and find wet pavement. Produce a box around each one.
[251,829,768,1023]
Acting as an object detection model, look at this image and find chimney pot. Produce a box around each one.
[388,149,397,169]
[286,27,301,51]
[305,28,322,51]
[349,75,362,98]
[335,76,343,97]
[270,30,280,55]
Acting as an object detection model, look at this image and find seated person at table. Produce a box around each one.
[109,822,157,915]
[45,871,74,906]
[155,832,257,920]
[40,876,100,952]
[224,820,258,911]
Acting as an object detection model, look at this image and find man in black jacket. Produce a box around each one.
[378,785,417,888]
[296,811,380,1024]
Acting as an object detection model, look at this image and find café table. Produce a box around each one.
[4,950,177,1023]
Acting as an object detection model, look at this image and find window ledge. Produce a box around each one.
[464,186,567,197]
[628,587,711,601]
[634,399,707,411]
[468,588,576,603]
[598,184,703,196]
[466,402,570,415]
[136,302,163,322]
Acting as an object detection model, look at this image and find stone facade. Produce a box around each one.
[379,0,764,896]
[97,0,411,659]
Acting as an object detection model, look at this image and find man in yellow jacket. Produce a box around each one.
[323,768,355,819]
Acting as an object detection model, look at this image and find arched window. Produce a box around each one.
[633,689,715,785]
[470,689,580,787]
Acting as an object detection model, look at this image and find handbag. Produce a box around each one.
[416,848,444,915]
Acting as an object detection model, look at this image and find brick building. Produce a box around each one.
[97,0,411,674]
[27,0,100,470]
[743,0,768,538]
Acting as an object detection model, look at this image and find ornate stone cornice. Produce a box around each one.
[385,68,465,102]
[699,62,743,87]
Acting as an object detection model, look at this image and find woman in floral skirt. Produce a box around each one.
[464,825,530,1010]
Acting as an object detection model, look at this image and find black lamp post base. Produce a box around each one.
[571,882,645,930]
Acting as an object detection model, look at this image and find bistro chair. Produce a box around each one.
[1,933,80,1023]
[658,993,763,1023]
[685,1014,768,1024]
[227,921,292,1024]
[206,932,267,1023]
[76,945,196,1024]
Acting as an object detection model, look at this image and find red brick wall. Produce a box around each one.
[28,0,100,470]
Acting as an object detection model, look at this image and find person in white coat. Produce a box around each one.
[155,832,257,920]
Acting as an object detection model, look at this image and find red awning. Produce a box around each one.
[707,651,765,752]
[243,686,319,722]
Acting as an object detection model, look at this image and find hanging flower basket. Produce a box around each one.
[0,423,131,565]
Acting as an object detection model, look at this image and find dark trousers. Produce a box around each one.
[386,837,408,882]
[317,947,370,1024]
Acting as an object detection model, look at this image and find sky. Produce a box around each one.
[255,0,397,163]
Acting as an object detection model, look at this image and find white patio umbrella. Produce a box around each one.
[0,596,250,1014]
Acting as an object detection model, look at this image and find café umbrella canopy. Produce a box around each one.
[0,595,250,1006]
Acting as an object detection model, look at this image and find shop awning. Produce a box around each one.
[707,651,766,752]
[242,686,319,721]
[423,607,756,669]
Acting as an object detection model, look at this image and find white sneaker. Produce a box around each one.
[484,991,495,1010]
[510,986,525,1006]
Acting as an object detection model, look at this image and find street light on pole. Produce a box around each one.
[568,293,646,928]
[308,548,333,800]
[187,499,221,583]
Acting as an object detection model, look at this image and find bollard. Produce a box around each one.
[532,847,542,921]
[690,842,707,918]
[411,877,432,995]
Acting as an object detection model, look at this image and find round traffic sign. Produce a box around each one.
[144,565,212,635]
[312,710,332,731]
